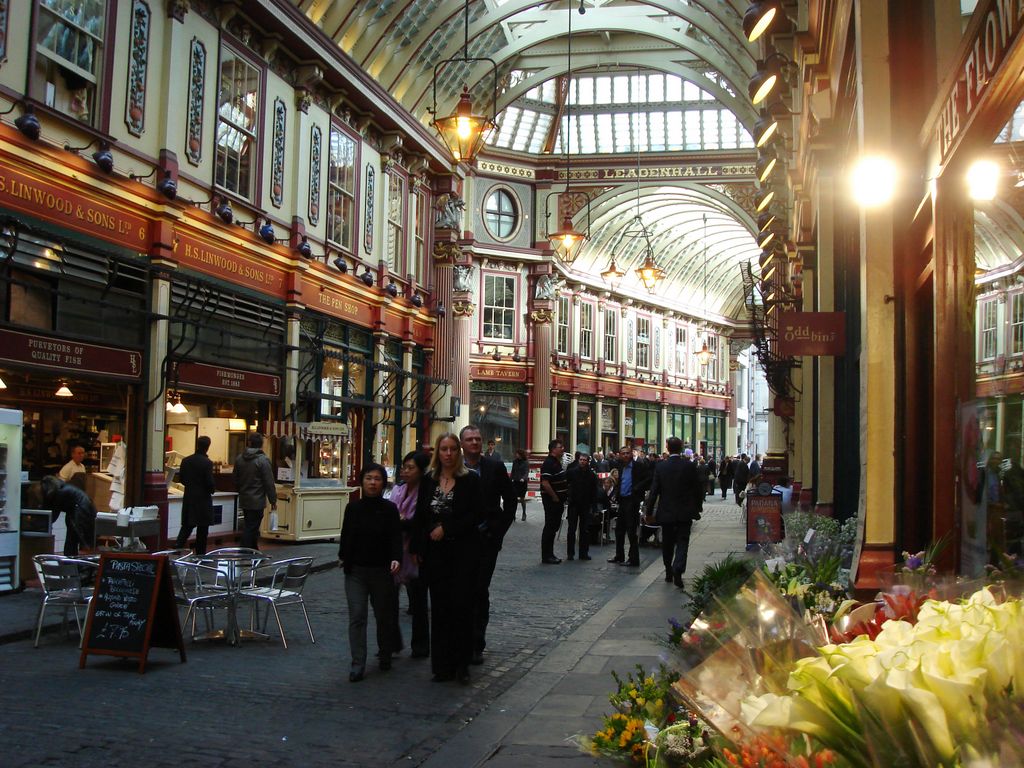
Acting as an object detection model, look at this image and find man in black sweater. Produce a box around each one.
[460,425,516,666]
[565,452,599,561]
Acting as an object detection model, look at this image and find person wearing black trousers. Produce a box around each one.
[388,451,431,659]
[565,452,599,561]
[609,445,652,567]
[412,433,482,685]
[643,437,702,588]
[338,463,402,682]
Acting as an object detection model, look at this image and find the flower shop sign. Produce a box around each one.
[778,312,845,357]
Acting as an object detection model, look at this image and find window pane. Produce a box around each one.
[666,111,683,150]
[580,114,596,153]
[327,128,356,250]
[578,76,593,105]
[683,81,701,101]
[685,110,701,150]
[630,74,646,102]
[665,75,682,102]
[595,76,612,103]
[702,109,720,149]
[648,74,664,102]
[613,76,629,104]
[649,112,665,151]
[215,50,260,199]
[596,113,613,153]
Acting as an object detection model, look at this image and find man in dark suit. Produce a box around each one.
[460,425,517,666]
[733,453,751,506]
[609,445,652,567]
[175,435,216,555]
[644,437,702,588]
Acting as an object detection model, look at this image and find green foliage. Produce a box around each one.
[686,553,757,620]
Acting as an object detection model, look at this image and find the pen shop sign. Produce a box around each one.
[777,312,846,357]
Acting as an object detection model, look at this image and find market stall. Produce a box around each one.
[260,420,351,542]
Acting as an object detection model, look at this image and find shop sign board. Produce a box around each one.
[778,312,845,356]
[937,0,1024,162]
[300,278,374,326]
[746,493,783,545]
[0,328,142,379]
[173,229,287,298]
[0,164,152,249]
[470,364,527,382]
[174,361,281,398]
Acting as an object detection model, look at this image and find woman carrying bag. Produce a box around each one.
[388,450,431,659]
[412,433,482,684]
[338,463,402,682]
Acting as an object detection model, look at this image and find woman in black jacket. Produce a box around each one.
[338,463,402,682]
[511,449,529,521]
[412,432,482,684]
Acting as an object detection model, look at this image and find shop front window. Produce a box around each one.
[385,172,405,273]
[1012,293,1024,356]
[482,274,515,341]
[675,326,688,376]
[980,300,998,361]
[215,48,261,200]
[637,317,650,368]
[601,403,618,453]
[470,392,524,460]
[557,296,570,354]
[604,309,617,362]
[327,126,357,252]
[580,303,594,359]
[556,397,570,447]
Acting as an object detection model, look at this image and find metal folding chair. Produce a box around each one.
[240,557,316,649]
[32,555,97,648]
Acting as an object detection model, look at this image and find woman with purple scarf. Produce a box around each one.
[388,451,431,658]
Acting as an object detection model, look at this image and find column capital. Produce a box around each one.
[452,300,475,317]
[530,308,555,324]
[432,240,461,264]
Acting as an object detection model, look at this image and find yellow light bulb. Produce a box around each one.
[456,116,473,140]
[561,233,575,249]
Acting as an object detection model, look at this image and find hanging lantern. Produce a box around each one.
[547,215,587,266]
[431,87,496,165]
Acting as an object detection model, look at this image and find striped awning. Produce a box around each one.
[263,420,350,441]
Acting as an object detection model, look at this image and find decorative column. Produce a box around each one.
[429,228,471,444]
[283,306,302,419]
[569,393,579,453]
[594,394,604,453]
[450,264,474,437]
[659,403,668,452]
[695,406,704,448]
[530,306,556,455]
[618,398,627,449]
[372,329,390,465]
[401,340,417,454]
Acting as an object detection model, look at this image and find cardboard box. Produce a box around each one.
[85,473,113,513]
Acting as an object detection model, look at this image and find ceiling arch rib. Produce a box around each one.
[402,13,753,118]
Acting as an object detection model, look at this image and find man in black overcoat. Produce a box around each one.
[643,437,702,588]
[175,435,216,555]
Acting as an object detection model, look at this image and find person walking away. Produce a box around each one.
[565,452,599,561]
[175,435,216,555]
[644,438,702,587]
[460,425,516,666]
[706,457,717,495]
[233,432,277,549]
[387,451,431,658]
[691,450,707,518]
[41,475,97,556]
[338,464,401,682]
[732,453,750,506]
[718,455,732,499]
[539,439,569,564]
[609,445,652,567]
[511,449,530,521]
[748,454,763,488]
[412,433,482,684]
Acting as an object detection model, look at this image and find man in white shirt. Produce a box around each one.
[58,445,87,482]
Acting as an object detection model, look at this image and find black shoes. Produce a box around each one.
[410,648,429,659]
[625,560,640,567]
[664,570,673,582]
[579,555,592,561]
[607,557,624,564]
[542,556,562,565]
[379,657,392,671]
[457,666,471,685]
[432,672,455,682]
[521,512,526,521]
[566,554,575,561]
[349,667,365,683]
[673,572,685,588]
[470,651,484,666]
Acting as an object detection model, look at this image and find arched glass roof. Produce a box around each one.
[291,0,763,324]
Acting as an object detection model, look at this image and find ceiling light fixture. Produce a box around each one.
[743,0,784,43]
[756,149,777,184]
[0,375,7,389]
[64,138,115,174]
[753,110,778,147]
[755,188,775,212]
[748,53,791,106]
[967,159,1000,201]
[546,3,588,266]
[429,0,498,165]
[55,382,74,398]
[170,395,188,415]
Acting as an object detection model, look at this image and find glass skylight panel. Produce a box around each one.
[685,110,701,149]
[631,74,647,103]
[526,84,543,101]
[648,74,664,102]
[666,111,684,150]
[596,113,614,152]
[614,113,632,152]
[632,112,649,151]
[577,76,592,105]
[595,76,612,103]
[613,75,630,104]
[650,111,665,151]
[580,113,597,153]
[666,75,682,101]
[702,109,720,149]
[738,126,754,148]
[512,109,537,151]
[720,111,737,148]
[528,113,552,152]
[683,81,701,101]
[541,80,556,102]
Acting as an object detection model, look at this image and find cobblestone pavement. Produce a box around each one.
[0,499,716,768]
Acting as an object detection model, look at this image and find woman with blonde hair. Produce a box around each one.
[412,432,482,684]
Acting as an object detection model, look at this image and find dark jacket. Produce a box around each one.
[338,495,402,573]
[42,477,97,544]
[733,459,750,490]
[233,447,277,510]
[644,455,701,523]
[511,457,529,484]
[180,451,215,525]
[411,471,483,558]
[566,464,599,510]
[618,458,652,500]
[467,455,517,548]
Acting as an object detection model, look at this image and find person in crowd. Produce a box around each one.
[644,437,702,588]
[338,463,402,682]
[706,456,717,495]
[718,455,733,499]
[387,450,431,659]
[412,433,482,684]
[733,453,750,506]
[485,439,502,460]
[511,449,530,522]
[174,435,215,556]
[233,432,277,548]
[593,450,610,474]
[749,453,763,488]
[694,451,709,517]
[539,438,569,565]
[565,451,599,561]
[58,444,87,482]
[460,425,516,666]
[41,475,97,556]
[609,444,652,567]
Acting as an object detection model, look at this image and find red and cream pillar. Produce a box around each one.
[530,306,555,455]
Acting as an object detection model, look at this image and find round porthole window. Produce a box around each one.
[483,188,519,240]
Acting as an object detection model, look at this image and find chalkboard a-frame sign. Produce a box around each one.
[79,553,186,673]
